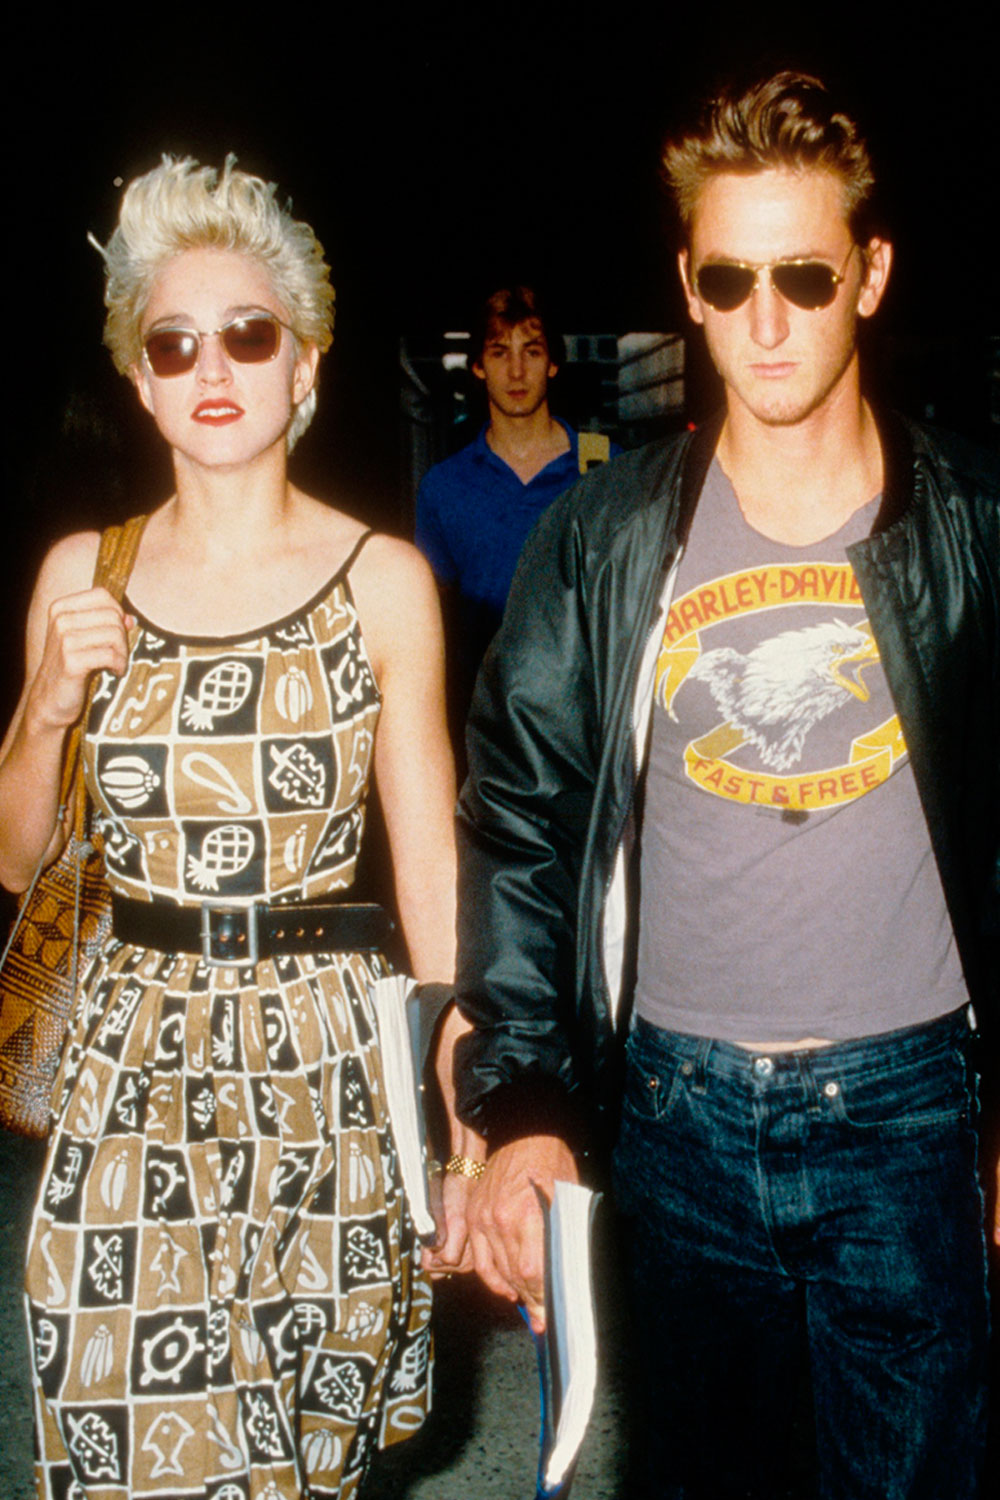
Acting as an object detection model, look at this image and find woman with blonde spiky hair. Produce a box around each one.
[0,155,481,1498]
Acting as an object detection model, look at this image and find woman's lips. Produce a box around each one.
[192,400,244,424]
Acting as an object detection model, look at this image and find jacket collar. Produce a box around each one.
[674,413,725,551]
[685,407,916,542]
[870,408,916,535]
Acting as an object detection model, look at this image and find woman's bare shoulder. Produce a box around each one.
[290,493,365,560]
[351,532,437,608]
[351,530,434,579]
[295,494,435,600]
[347,533,441,680]
[34,531,103,608]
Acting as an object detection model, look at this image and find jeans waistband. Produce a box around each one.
[630,1007,974,1088]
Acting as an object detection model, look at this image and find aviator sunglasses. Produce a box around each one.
[142,312,292,377]
[693,245,856,312]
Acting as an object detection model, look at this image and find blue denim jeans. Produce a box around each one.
[612,1009,989,1499]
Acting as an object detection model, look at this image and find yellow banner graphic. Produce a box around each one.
[684,714,906,809]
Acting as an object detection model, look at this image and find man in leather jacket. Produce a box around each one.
[454,70,999,1498]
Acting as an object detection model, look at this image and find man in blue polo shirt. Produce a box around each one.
[415,286,616,744]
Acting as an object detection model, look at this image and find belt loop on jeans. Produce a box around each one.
[797,1051,823,1114]
[693,1038,712,1094]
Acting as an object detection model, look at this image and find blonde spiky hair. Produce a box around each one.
[91,155,335,448]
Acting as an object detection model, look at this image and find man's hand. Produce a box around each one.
[466,1134,577,1333]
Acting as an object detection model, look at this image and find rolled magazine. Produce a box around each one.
[529,1179,601,1497]
[368,974,436,1239]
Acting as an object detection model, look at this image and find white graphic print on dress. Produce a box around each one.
[283,822,308,874]
[108,672,174,734]
[181,659,255,730]
[274,665,314,722]
[100,753,164,808]
[143,1410,196,1478]
[137,1312,205,1389]
[315,1356,367,1419]
[181,751,254,813]
[150,1230,187,1296]
[81,1324,115,1386]
[35,1314,61,1368]
[67,1410,122,1481]
[186,823,255,891]
[302,1427,344,1474]
[87,1231,126,1299]
[267,740,328,806]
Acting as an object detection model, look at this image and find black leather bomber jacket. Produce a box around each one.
[454,414,1000,1153]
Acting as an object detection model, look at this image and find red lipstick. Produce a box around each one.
[192,400,244,425]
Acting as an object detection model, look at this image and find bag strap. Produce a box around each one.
[96,514,148,601]
[62,515,149,838]
[3,516,148,963]
[577,430,610,474]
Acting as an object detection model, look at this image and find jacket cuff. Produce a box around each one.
[411,983,455,1074]
[478,1077,590,1157]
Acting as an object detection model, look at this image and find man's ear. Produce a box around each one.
[679,249,704,326]
[857,237,893,319]
[471,361,485,382]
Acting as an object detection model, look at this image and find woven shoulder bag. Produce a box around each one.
[0,515,146,1136]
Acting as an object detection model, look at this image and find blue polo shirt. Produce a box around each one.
[415,419,615,617]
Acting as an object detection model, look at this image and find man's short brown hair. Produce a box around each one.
[663,71,875,242]
[470,285,564,369]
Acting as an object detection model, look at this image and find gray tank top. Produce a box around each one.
[634,460,968,1042]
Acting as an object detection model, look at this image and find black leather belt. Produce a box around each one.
[111,894,394,967]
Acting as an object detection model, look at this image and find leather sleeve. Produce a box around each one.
[451,431,710,1150]
[854,415,1000,1022]
[453,483,601,1148]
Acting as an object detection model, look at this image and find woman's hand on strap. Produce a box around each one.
[0,533,128,890]
[26,587,132,734]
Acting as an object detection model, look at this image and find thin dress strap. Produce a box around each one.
[341,529,374,576]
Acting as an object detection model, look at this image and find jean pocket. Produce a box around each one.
[621,1033,686,1124]
[824,1044,972,1135]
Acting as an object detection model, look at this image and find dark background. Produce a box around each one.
[3,4,997,715]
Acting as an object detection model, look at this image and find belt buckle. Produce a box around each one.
[200,902,260,967]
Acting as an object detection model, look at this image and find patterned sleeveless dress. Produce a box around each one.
[25,534,432,1500]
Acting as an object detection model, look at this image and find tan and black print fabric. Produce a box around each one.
[25,541,433,1500]
[82,553,381,903]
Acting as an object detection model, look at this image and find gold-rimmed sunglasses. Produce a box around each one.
[693,245,856,312]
